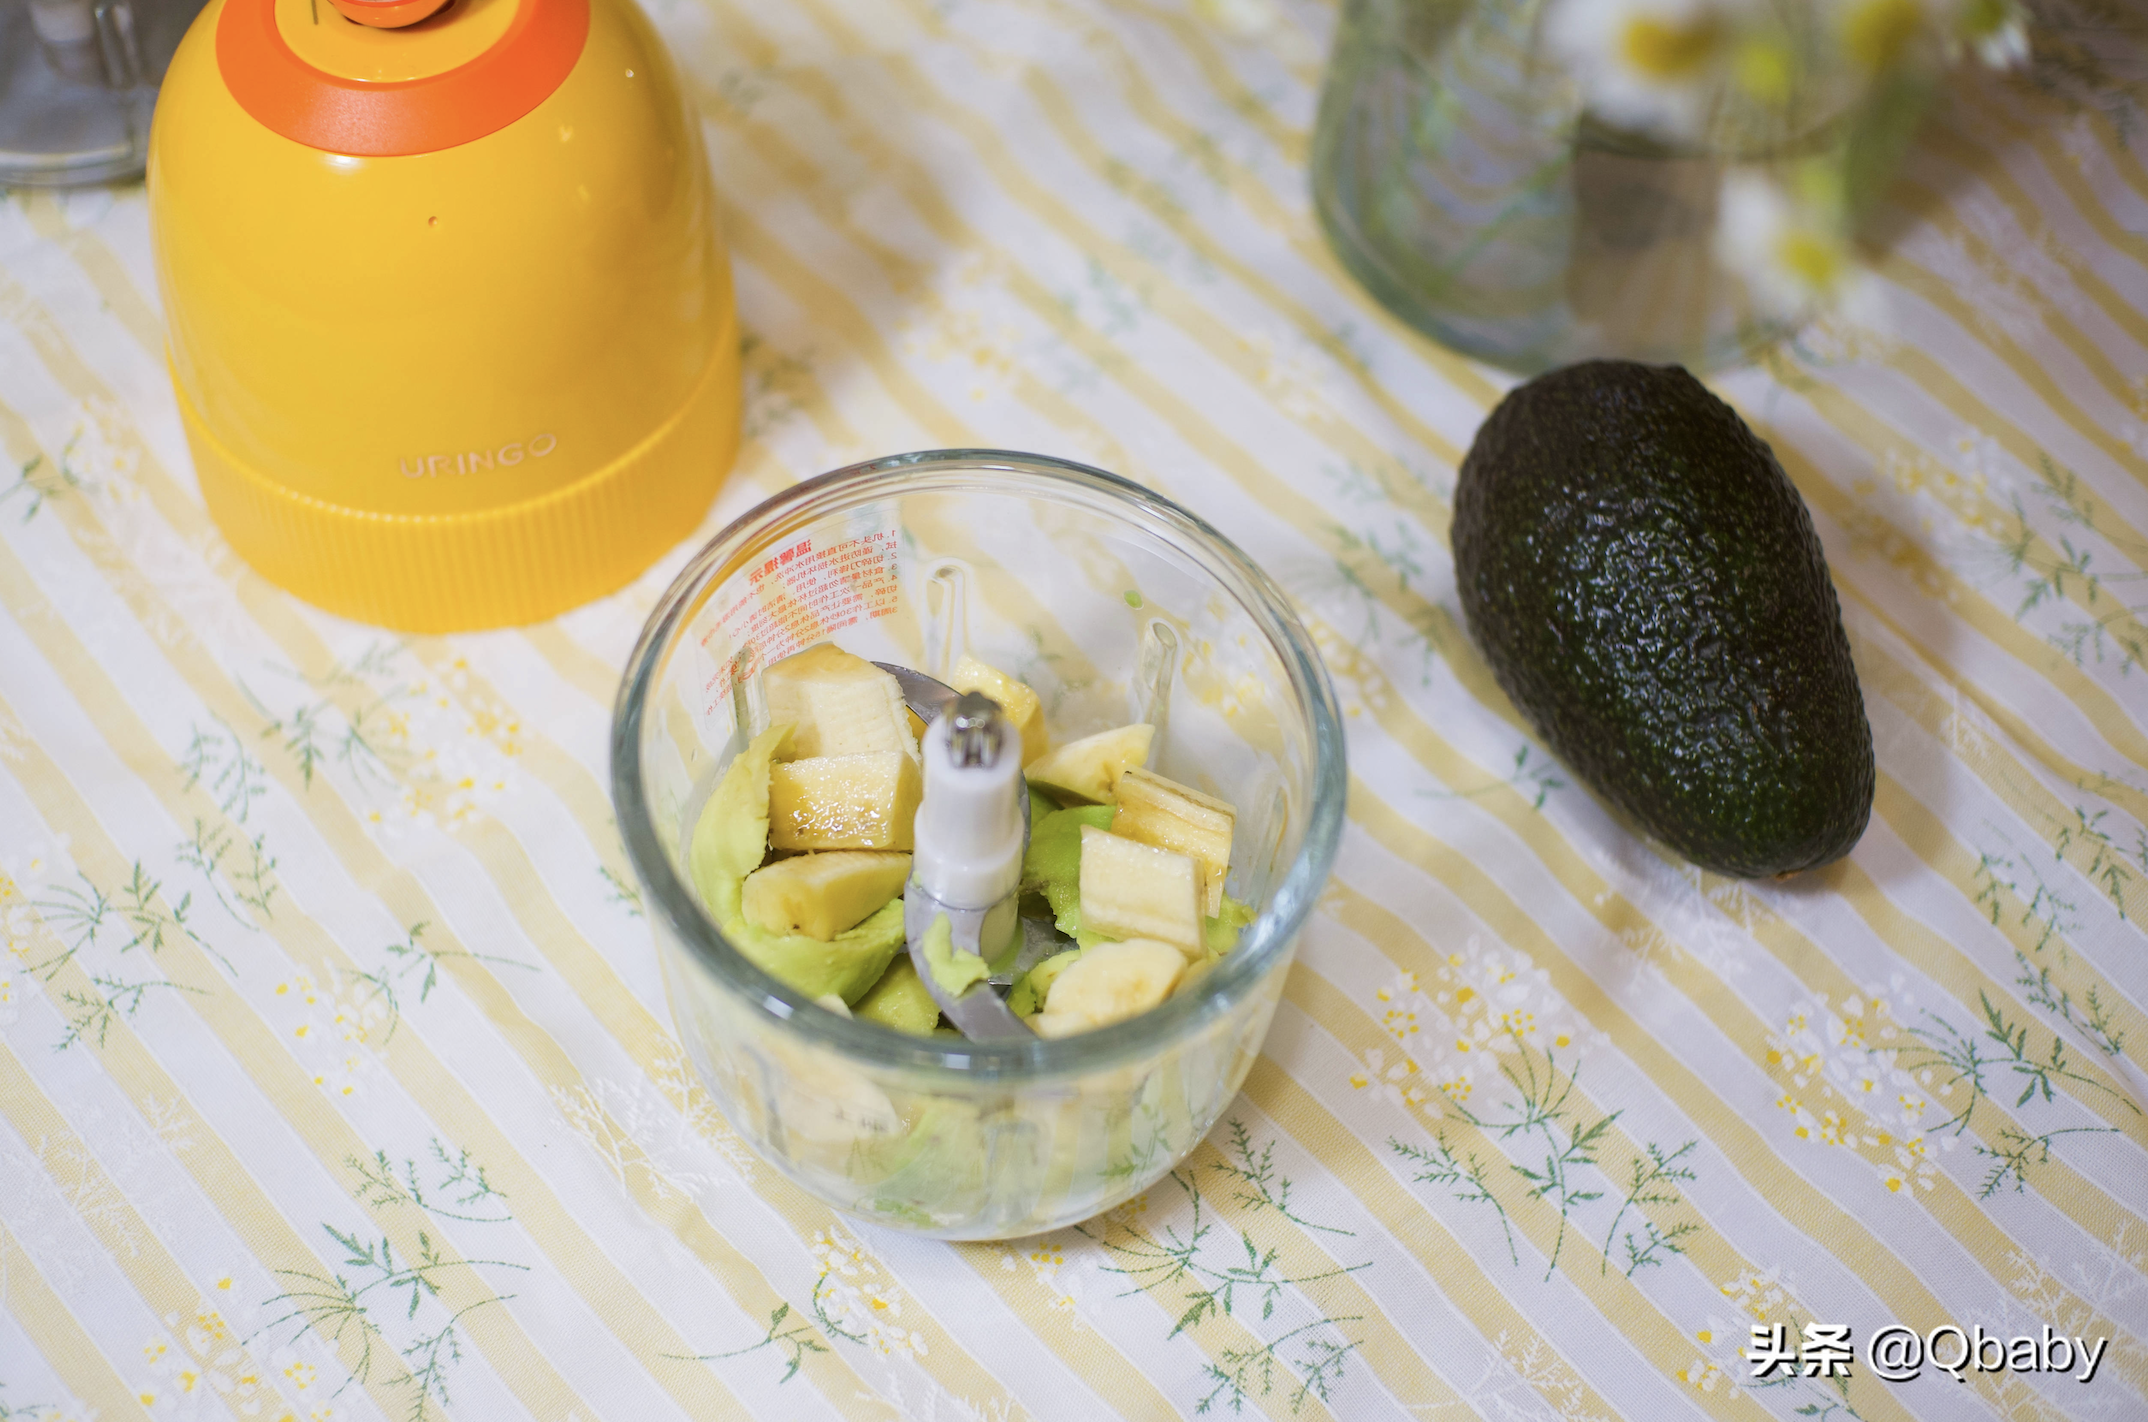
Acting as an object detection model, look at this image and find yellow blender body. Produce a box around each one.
[149,0,739,630]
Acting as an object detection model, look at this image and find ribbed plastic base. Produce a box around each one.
[177,327,740,633]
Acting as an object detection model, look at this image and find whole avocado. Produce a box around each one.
[1451,361,1873,878]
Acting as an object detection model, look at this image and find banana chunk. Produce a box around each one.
[769,752,923,851]
[1025,723,1153,805]
[1112,767,1234,918]
[743,850,911,940]
[762,643,918,761]
[948,655,1049,766]
[1029,938,1186,1038]
[1077,824,1203,958]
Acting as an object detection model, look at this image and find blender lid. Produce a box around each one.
[216,0,586,155]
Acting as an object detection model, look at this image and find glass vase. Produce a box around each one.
[1310,0,1854,374]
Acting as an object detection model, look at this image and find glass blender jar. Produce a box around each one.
[612,450,1345,1239]
[1,0,203,186]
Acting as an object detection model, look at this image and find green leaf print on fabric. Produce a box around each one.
[347,1139,514,1225]
[253,1225,528,1422]
[665,1302,830,1385]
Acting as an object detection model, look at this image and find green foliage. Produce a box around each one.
[1604,1141,1700,1276]
[0,447,82,522]
[348,1139,513,1225]
[253,1224,527,1422]
[347,922,534,1044]
[666,1303,830,1385]
[1083,1170,1369,1413]
[1196,1318,1364,1416]
[177,817,279,924]
[57,973,206,1051]
[1451,1039,1615,1279]
[180,717,271,824]
[1212,1118,1353,1237]
[1392,1132,1517,1265]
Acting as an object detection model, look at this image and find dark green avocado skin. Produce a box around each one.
[1452,361,1874,878]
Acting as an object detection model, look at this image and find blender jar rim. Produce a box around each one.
[610,448,1347,1081]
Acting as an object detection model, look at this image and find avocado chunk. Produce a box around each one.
[689,724,906,1003]
[1451,361,1873,878]
[1021,804,1116,938]
[853,956,942,1036]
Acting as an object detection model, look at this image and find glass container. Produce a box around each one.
[1310,0,1852,374]
[612,450,1345,1239]
[0,0,203,187]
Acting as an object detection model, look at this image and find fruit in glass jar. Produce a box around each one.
[1021,803,1116,938]
[742,850,911,940]
[689,724,908,1003]
[762,642,919,761]
[1024,723,1154,804]
[1112,767,1234,917]
[769,752,924,851]
[948,654,1049,765]
[852,956,942,1035]
[1028,938,1186,1037]
[1077,824,1203,958]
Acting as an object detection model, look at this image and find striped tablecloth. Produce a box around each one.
[4,1,2146,1418]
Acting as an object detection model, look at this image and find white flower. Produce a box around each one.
[1950,0,2029,66]
[1714,174,1878,323]
[1546,0,1740,138]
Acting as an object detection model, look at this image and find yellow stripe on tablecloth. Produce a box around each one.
[1840,570,2148,834]
[1777,365,2148,631]
[1845,238,2148,527]
[0,1213,160,1422]
[0,220,1019,1412]
[1865,775,2148,1083]
[1309,872,2148,1417]
[1168,1130,1478,1417]
[1280,961,1907,1422]
[1340,778,2148,1401]
[938,1248,1191,1421]
[724,208,967,447]
[1762,434,2148,786]
[13,194,169,362]
[519,623,630,708]
[0,717,490,1422]
[1787,279,2139,584]
[0,679,599,1422]
[792,0,1499,448]
[0,508,941,1421]
[0,1042,295,1422]
[0,457,884,1418]
[1,210,1111,1422]
[1954,98,2148,270]
[1892,155,2148,357]
[1084,0,1311,167]
[1853,624,2148,932]
[1331,636,2148,1288]
[2045,88,2148,208]
[1236,1057,1644,1422]
[1017,1237,1352,1422]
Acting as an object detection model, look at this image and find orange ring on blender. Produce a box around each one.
[216,0,588,156]
[325,0,454,28]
